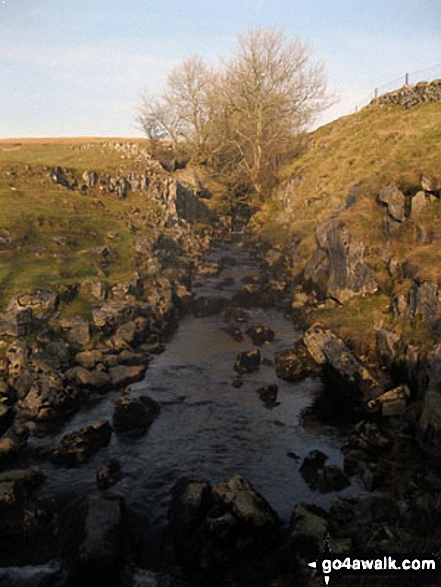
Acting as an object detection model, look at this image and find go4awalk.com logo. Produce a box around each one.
[308,552,440,585]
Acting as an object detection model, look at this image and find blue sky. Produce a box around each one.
[1,0,441,137]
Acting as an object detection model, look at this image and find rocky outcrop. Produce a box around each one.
[304,219,378,303]
[372,79,441,108]
[377,184,406,234]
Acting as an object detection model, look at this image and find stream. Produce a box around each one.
[2,239,366,586]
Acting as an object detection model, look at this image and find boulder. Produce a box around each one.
[66,366,112,392]
[109,364,147,388]
[58,316,91,346]
[246,325,275,346]
[275,343,317,382]
[234,348,260,374]
[7,290,58,317]
[112,395,160,436]
[289,503,329,559]
[304,325,382,403]
[167,475,279,572]
[64,494,124,587]
[0,309,33,337]
[411,191,427,216]
[75,350,104,370]
[367,384,410,417]
[300,450,350,493]
[19,372,78,421]
[378,184,406,223]
[39,422,112,466]
[112,317,150,349]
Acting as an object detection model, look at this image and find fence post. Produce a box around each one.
[374,87,378,100]
[405,72,409,86]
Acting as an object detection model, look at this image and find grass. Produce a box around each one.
[0,139,168,314]
[256,101,441,259]
[253,99,441,353]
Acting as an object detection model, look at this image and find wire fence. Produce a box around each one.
[355,63,441,112]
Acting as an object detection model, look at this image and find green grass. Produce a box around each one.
[0,139,165,312]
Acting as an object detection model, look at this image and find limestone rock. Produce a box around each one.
[7,290,58,317]
[307,219,378,303]
[378,184,406,223]
[0,308,33,337]
[19,372,78,421]
[367,384,410,417]
[58,316,91,346]
[304,325,381,403]
[108,364,147,388]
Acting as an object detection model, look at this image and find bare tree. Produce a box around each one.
[137,93,182,154]
[138,57,213,160]
[215,27,332,195]
[138,27,332,194]
[166,56,212,157]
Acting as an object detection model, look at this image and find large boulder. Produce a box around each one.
[167,475,279,573]
[304,325,382,404]
[65,366,112,392]
[64,494,124,587]
[112,395,160,436]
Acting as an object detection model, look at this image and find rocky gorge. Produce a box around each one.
[1,89,441,586]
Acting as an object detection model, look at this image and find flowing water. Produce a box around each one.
[2,240,365,584]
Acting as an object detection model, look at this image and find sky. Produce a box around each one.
[1,0,441,138]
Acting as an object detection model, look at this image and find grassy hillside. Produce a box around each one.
[254,99,441,354]
[0,139,173,315]
[258,101,441,252]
